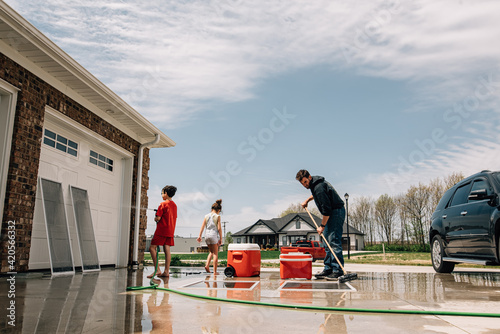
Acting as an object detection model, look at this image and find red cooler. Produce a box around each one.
[225,243,261,277]
[280,252,312,279]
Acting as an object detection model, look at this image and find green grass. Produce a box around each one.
[143,250,500,269]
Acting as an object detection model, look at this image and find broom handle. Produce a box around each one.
[305,207,346,275]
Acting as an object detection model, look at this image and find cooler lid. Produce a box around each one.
[228,243,261,251]
[280,253,313,260]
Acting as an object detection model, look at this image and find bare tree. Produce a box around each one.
[279,203,321,217]
[350,196,374,244]
[395,194,410,245]
[428,177,444,212]
[374,194,397,244]
[443,172,465,190]
[402,183,430,246]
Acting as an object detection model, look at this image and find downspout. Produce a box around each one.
[131,134,160,269]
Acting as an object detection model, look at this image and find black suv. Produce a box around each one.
[429,170,500,273]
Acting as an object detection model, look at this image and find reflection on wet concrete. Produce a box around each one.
[1,268,500,333]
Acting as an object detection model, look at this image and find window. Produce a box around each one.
[43,129,78,157]
[282,236,287,245]
[470,179,488,193]
[290,236,303,244]
[450,183,471,207]
[468,179,490,203]
[236,238,241,244]
[296,220,301,229]
[309,236,315,241]
[90,150,113,172]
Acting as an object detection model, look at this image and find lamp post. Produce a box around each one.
[344,193,350,259]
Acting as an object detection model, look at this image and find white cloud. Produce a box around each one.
[357,135,500,198]
[7,0,500,129]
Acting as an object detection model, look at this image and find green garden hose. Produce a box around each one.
[126,248,500,318]
[147,286,500,318]
[126,246,160,291]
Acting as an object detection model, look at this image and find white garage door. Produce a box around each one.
[29,113,132,269]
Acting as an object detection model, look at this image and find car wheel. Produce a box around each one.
[431,235,455,273]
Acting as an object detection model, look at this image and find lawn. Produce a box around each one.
[144,251,500,269]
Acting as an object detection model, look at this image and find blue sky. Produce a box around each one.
[6,0,500,237]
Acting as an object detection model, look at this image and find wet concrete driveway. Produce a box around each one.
[1,265,500,333]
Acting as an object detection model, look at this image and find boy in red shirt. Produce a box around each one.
[147,185,177,278]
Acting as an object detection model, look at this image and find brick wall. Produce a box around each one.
[0,52,150,272]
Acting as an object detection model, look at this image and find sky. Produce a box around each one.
[5,0,500,237]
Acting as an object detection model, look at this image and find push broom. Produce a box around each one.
[304,207,358,283]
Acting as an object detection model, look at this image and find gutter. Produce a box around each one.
[131,134,160,269]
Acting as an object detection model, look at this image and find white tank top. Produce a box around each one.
[205,213,219,236]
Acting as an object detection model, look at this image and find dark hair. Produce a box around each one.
[162,185,177,198]
[296,169,310,181]
[211,199,222,212]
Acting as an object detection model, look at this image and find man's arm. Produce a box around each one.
[301,195,314,208]
[316,215,329,235]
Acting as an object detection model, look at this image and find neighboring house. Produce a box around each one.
[232,213,365,250]
[0,3,175,273]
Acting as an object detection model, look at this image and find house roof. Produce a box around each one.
[232,212,364,236]
[0,2,175,148]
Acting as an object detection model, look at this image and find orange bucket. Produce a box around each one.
[279,252,312,279]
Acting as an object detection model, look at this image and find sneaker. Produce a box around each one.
[325,272,343,281]
[314,269,332,279]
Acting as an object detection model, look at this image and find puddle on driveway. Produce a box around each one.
[1,268,500,333]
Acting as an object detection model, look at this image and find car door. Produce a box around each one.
[459,178,496,256]
[441,182,471,254]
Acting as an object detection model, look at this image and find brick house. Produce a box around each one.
[0,3,174,273]
[232,213,365,250]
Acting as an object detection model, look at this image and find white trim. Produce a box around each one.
[0,79,19,223]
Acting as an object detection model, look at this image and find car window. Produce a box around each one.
[491,172,500,192]
[449,182,471,207]
[470,179,487,192]
[435,187,455,211]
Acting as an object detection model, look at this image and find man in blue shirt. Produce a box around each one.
[296,169,345,280]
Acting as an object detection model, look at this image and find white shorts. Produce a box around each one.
[205,233,219,245]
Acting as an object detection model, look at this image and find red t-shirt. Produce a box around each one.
[155,200,177,237]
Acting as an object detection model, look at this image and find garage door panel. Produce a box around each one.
[97,240,113,264]
[100,181,114,206]
[86,176,101,201]
[38,160,58,180]
[61,167,78,186]
[98,210,113,234]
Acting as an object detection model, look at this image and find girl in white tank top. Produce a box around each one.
[197,199,223,273]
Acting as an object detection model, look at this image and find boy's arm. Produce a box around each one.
[155,204,163,222]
